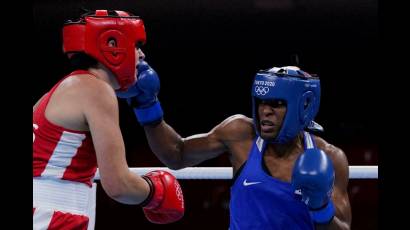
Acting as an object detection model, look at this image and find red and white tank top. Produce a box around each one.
[33,71,97,187]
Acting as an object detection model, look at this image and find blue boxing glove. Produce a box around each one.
[291,148,336,224]
[116,60,163,126]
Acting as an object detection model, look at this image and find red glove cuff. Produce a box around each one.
[140,174,165,209]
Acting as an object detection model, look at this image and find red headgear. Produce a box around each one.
[62,10,146,91]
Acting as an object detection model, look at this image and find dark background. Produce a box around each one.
[33,0,379,229]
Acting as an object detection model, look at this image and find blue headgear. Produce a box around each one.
[251,66,321,143]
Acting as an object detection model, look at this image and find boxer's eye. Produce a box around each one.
[135,41,144,48]
[261,99,286,108]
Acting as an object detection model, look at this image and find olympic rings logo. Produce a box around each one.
[255,86,270,96]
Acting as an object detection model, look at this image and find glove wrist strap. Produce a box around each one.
[133,101,164,126]
[139,176,154,207]
[310,200,335,224]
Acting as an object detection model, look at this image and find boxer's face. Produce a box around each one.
[257,99,287,140]
[137,48,145,60]
[135,48,145,68]
[134,48,145,81]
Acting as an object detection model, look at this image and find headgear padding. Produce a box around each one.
[251,66,320,143]
[62,10,146,91]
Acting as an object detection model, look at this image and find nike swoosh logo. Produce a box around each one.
[294,189,302,195]
[243,179,262,186]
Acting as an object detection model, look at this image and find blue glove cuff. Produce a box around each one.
[133,101,163,126]
[310,200,335,224]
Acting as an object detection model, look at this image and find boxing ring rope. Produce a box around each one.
[94,166,378,180]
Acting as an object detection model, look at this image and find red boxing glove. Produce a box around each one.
[140,170,184,224]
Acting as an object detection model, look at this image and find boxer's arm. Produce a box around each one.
[82,79,150,204]
[144,114,252,169]
[317,147,352,230]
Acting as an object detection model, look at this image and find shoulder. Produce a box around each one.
[313,135,348,167]
[313,135,349,185]
[61,74,115,96]
[213,114,255,141]
[59,74,118,108]
[220,114,253,128]
[53,73,119,121]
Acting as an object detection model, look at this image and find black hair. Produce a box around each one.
[67,53,98,71]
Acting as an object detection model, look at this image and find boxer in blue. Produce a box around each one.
[117,62,352,229]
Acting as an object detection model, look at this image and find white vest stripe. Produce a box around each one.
[303,131,314,149]
[256,136,264,152]
[33,208,54,230]
[41,131,86,178]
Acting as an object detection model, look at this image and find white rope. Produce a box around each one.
[94,165,377,180]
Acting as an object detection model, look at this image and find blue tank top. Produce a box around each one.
[229,132,315,230]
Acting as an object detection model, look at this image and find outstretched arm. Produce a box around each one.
[143,117,231,169]
[143,114,253,169]
[116,60,253,169]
